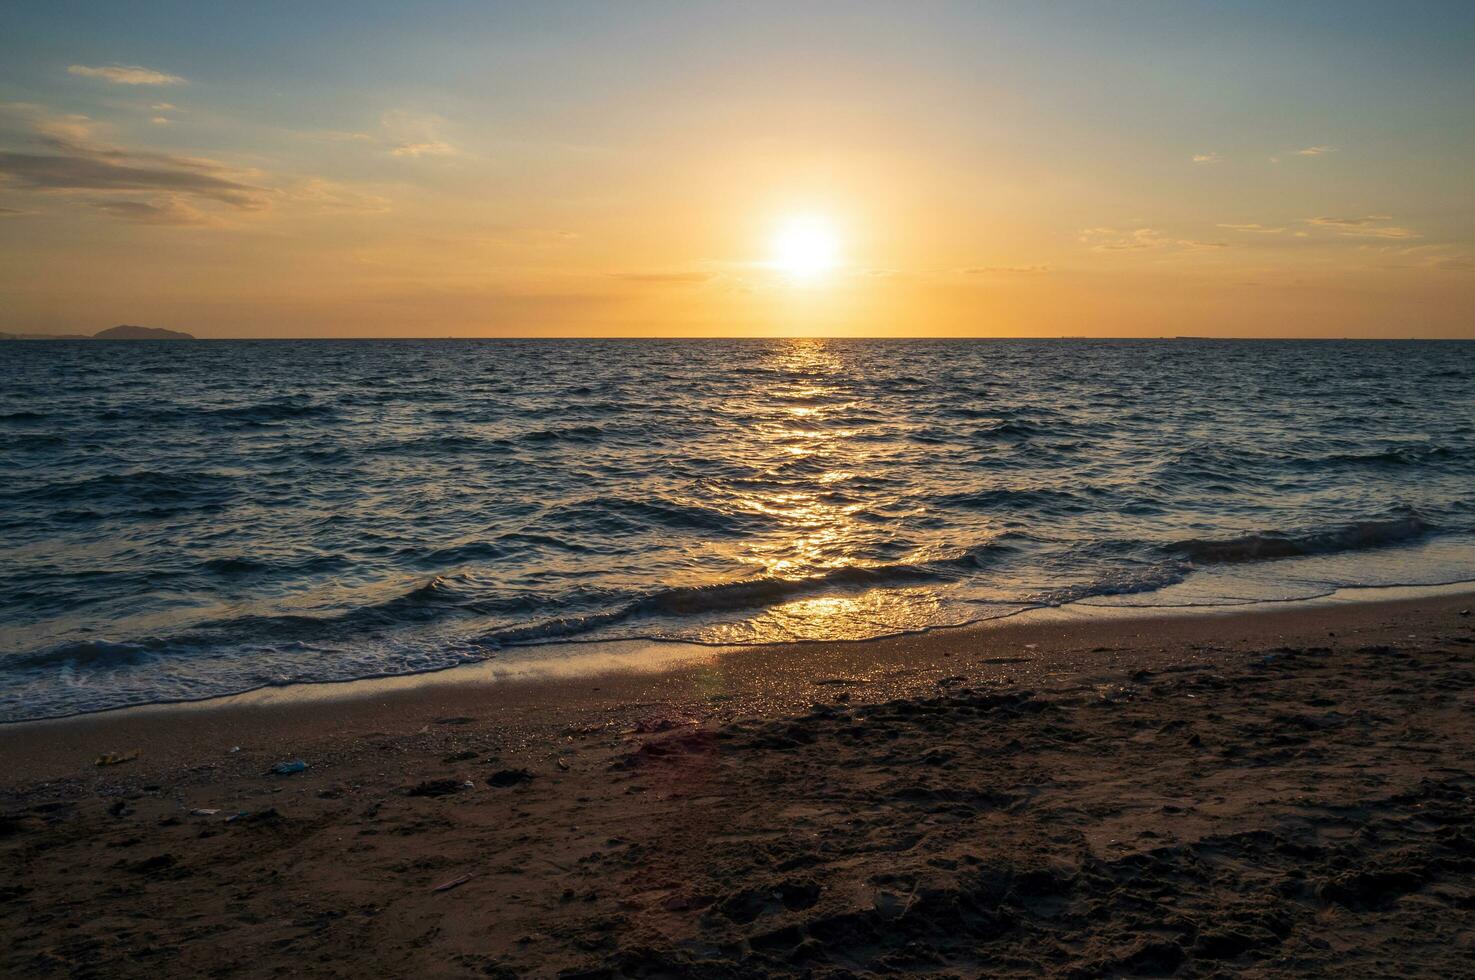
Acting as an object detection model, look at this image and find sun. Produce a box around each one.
[769,214,841,282]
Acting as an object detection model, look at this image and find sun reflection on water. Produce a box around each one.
[691,338,960,641]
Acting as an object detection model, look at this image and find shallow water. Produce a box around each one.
[2,338,1473,721]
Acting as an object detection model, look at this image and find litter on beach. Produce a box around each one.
[432,873,473,893]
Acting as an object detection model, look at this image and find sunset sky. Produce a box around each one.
[1,1,1472,338]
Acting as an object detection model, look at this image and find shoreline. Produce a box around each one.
[4,585,1472,784]
[6,576,1472,734]
[3,589,1474,976]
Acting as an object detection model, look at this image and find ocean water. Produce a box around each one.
[2,338,1473,722]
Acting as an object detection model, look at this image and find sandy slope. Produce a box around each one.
[2,593,1474,977]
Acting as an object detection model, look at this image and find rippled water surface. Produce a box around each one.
[3,339,1474,720]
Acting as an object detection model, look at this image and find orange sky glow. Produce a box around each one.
[1,2,1472,338]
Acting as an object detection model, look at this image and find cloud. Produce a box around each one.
[0,149,269,209]
[291,177,391,213]
[381,110,456,158]
[390,140,455,158]
[963,264,1051,275]
[68,64,184,86]
[1079,227,1228,252]
[1191,153,1221,164]
[0,205,28,215]
[309,129,376,144]
[609,271,712,284]
[1294,145,1336,156]
[1218,223,1285,234]
[1079,227,1168,250]
[0,102,272,217]
[150,117,171,126]
[1305,215,1420,239]
[84,194,213,225]
[0,103,100,146]
[304,112,459,158]
[150,103,179,112]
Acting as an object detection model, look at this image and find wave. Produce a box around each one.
[415,541,510,566]
[545,495,762,535]
[933,487,1083,512]
[1321,445,1452,467]
[1,543,1018,675]
[9,639,157,671]
[202,555,350,577]
[207,400,337,424]
[479,543,1013,646]
[518,425,607,444]
[1167,512,1434,564]
[1029,563,1189,606]
[3,469,235,505]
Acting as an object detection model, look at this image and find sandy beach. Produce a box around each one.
[2,590,1473,977]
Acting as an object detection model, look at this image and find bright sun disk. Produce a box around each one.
[770,215,841,281]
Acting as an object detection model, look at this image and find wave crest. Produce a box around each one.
[1168,512,1434,564]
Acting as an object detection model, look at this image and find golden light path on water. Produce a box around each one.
[687,339,965,644]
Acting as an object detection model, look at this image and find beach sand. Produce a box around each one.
[3,591,1475,977]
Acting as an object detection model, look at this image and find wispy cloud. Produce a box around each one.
[963,264,1051,275]
[0,147,269,210]
[84,194,213,225]
[1080,227,1167,250]
[1218,223,1285,234]
[68,64,184,86]
[609,271,712,284]
[291,178,391,213]
[1294,145,1336,157]
[381,110,456,158]
[1078,228,1228,252]
[310,112,458,158]
[1305,215,1419,239]
[1191,153,1221,164]
[0,103,271,220]
[390,141,454,158]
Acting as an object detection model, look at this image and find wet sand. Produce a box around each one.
[3,591,1475,977]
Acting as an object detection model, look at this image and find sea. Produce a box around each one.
[2,338,1473,722]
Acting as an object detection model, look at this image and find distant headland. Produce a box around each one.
[0,325,196,341]
[92,325,195,340]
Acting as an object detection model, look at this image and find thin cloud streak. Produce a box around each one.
[68,64,184,86]
[609,271,712,284]
[1306,215,1419,239]
[0,150,270,209]
[84,194,214,225]
[963,265,1051,275]
[1079,228,1228,252]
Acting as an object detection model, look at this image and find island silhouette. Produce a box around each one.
[92,325,195,340]
[0,325,195,340]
